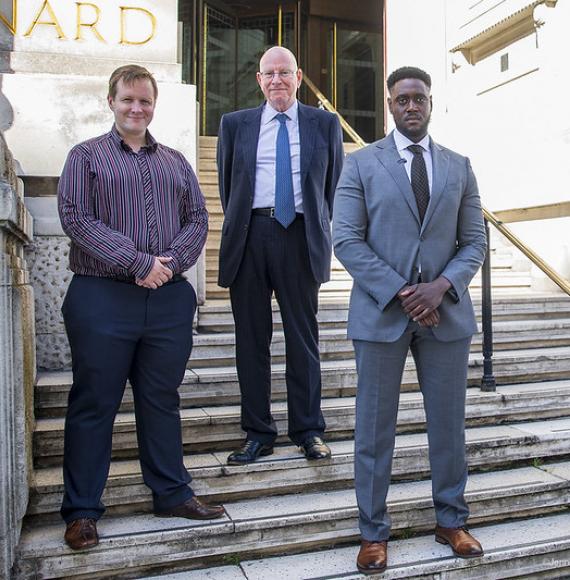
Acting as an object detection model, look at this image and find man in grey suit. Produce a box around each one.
[217,46,344,465]
[333,66,487,574]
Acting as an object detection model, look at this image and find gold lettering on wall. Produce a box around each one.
[24,0,66,39]
[119,6,156,45]
[75,2,105,42]
[0,0,17,34]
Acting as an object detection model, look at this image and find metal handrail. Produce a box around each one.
[302,74,570,298]
[303,76,367,148]
[483,209,570,296]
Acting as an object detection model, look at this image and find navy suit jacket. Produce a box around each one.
[216,102,344,287]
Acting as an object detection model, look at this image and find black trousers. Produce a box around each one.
[229,214,326,445]
[60,275,196,523]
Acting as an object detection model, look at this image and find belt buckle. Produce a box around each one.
[270,207,275,217]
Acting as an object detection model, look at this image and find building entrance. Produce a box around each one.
[178,0,385,142]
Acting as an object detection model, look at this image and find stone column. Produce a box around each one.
[0,132,34,578]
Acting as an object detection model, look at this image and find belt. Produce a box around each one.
[252,207,303,219]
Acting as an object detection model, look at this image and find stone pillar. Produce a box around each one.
[0,132,34,578]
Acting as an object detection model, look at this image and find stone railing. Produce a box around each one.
[0,132,34,578]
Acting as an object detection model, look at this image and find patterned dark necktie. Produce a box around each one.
[407,144,430,223]
[274,113,296,228]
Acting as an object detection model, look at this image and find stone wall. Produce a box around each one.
[0,131,34,579]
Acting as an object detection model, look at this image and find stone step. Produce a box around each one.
[27,415,570,518]
[34,346,570,416]
[16,462,570,579]
[186,317,570,368]
[31,380,570,466]
[235,511,570,580]
[196,293,570,332]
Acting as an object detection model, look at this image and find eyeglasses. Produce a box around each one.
[259,71,296,80]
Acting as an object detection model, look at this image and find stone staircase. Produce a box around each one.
[13,288,570,579]
[13,138,570,578]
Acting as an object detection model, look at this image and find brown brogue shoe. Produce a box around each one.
[154,496,225,520]
[356,539,388,574]
[435,525,484,559]
[64,518,99,551]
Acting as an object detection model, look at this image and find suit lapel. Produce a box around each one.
[421,139,449,232]
[241,105,263,192]
[374,134,421,225]
[298,103,317,190]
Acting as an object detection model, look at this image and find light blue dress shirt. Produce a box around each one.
[253,100,303,212]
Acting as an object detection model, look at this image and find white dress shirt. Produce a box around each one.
[393,128,433,192]
[253,100,303,212]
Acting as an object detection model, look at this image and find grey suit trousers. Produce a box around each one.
[353,321,471,541]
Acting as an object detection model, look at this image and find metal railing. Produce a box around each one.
[303,74,570,392]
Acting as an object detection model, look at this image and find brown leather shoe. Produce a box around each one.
[64,518,99,551]
[435,525,484,558]
[356,539,388,574]
[154,496,225,520]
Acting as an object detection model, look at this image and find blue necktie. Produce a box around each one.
[274,113,296,228]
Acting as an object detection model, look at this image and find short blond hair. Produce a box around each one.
[108,64,158,99]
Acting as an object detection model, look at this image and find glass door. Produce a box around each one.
[201,2,238,136]
[329,22,383,143]
[237,8,296,112]
[198,2,298,135]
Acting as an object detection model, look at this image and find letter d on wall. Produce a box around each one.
[119,6,156,45]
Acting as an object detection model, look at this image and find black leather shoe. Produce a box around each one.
[300,436,331,460]
[154,496,225,520]
[227,439,274,465]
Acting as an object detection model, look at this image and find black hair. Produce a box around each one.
[387,66,431,91]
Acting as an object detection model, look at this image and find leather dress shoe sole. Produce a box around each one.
[357,562,387,575]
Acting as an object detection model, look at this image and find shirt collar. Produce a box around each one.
[261,100,299,125]
[393,127,430,154]
[109,125,158,153]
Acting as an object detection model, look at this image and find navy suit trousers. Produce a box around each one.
[229,214,326,445]
[60,275,196,522]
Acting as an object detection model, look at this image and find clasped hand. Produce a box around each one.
[136,256,173,289]
[397,277,451,327]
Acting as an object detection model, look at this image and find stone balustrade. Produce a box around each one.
[0,132,34,579]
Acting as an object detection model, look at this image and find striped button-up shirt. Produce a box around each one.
[58,126,208,281]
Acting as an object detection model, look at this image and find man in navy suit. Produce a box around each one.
[217,46,344,464]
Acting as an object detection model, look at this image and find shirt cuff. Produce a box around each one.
[129,252,154,280]
[161,250,181,274]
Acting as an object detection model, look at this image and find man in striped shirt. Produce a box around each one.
[58,64,224,551]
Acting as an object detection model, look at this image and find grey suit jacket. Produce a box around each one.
[332,132,486,343]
